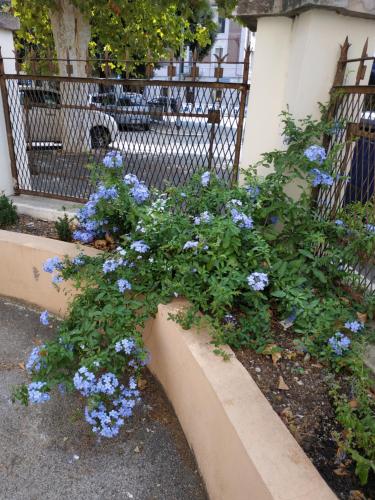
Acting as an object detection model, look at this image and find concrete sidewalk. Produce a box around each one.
[0,296,207,500]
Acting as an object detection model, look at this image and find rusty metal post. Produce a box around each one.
[0,46,20,193]
[355,38,368,85]
[231,45,251,185]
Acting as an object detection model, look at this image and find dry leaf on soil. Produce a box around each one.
[278,376,289,391]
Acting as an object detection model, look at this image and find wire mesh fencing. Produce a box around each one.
[0,53,250,202]
[317,38,375,292]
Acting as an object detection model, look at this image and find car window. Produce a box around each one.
[44,91,60,107]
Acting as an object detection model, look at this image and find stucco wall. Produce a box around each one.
[240,8,375,179]
[0,230,337,500]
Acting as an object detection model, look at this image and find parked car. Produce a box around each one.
[90,92,152,130]
[19,87,119,149]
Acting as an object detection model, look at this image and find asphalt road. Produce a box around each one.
[0,296,207,500]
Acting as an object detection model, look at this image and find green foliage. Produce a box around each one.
[11,0,221,70]
[0,193,18,228]
[54,211,73,242]
[16,110,375,482]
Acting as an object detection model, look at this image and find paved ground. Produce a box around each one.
[0,296,207,500]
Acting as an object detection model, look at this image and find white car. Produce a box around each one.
[19,87,119,148]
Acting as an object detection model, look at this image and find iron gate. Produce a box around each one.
[0,50,250,202]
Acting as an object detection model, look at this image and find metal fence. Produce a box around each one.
[318,38,375,291]
[0,49,250,202]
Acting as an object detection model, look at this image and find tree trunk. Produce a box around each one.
[50,0,91,152]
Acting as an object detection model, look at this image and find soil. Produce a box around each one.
[234,323,375,500]
[5,213,59,239]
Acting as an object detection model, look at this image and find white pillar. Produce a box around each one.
[240,17,292,176]
[0,15,30,196]
[240,8,375,177]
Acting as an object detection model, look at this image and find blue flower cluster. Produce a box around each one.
[73,184,118,243]
[366,224,375,233]
[42,257,64,284]
[130,240,150,253]
[201,171,210,187]
[96,372,119,395]
[335,219,344,226]
[115,338,136,354]
[26,345,45,372]
[123,172,150,204]
[247,272,269,291]
[328,332,351,355]
[73,367,98,396]
[194,211,212,225]
[117,279,132,293]
[183,240,199,250]
[28,381,50,404]
[246,186,260,201]
[344,320,364,333]
[84,378,140,438]
[103,151,123,168]
[304,145,326,164]
[72,254,85,266]
[43,256,63,273]
[230,208,253,229]
[310,168,334,187]
[40,310,49,326]
[103,258,122,274]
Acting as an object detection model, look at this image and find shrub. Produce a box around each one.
[54,210,73,242]
[0,193,18,228]
[13,112,375,483]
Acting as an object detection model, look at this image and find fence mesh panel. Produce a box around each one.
[4,74,247,201]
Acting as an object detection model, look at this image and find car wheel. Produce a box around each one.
[91,127,110,149]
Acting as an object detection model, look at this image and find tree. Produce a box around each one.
[11,0,224,76]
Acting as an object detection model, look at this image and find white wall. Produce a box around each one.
[240,8,375,176]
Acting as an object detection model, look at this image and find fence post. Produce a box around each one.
[0,46,19,193]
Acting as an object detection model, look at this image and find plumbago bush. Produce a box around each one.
[13,113,375,482]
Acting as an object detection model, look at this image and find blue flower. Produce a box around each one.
[270,216,279,224]
[247,272,269,291]
[201,171,210,187]
[42,256,63,274]
[117,279,132,293]
[245,186,260,201]
[227,199,242,207]
[183,240,199,250]
[304,145,326,164]
[40,310,50,326]
[328,332,351,355]
[231,208,253,229]
[123,173,139,186]
[103,151,123,168]
[28,382,50,404]
[130,183,149,204]
[335,219,344,226]
[73,230,96,243]
[72,254,85,266]
[103,259,120,274]
[310,168,333,187]
[52,275,63,285]
[344,320,364,333]
[26,345,46,372]
[85,403,124,438]
[115,338,136,354]
[130,240,150,253]
[366,224,375,233]
[96,372,119,395]
[194,211,212,225]
[73,367,97,396]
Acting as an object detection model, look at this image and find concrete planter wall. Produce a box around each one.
[0,230,336,500]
